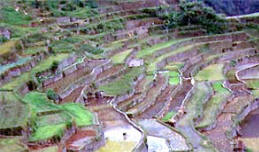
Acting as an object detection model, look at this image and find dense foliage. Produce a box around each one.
[30,0,98,17]
[0,7,32,25]
[165,0,227,34]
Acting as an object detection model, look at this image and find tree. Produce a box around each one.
[46,89,59,101]
[166,0,227,34]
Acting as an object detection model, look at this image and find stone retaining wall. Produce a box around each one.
[59,59,111,101]
[0,52,47,86]
[128,74,169,117]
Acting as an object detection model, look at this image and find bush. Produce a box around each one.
[0,7,32,25]
[41,0,98,17]
[85,0,98,8]
[94,18,124,33]
[0,36,8,44]
[166,0,227,34]
[50,61,59,72]
[79,44,103,55]
[46,89,59,101]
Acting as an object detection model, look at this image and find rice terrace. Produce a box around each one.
[0,0,258,152]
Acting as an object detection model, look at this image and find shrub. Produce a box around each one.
[0,7,32,25]
[46,89,59,101]
[0,36,8,44]
[85,0,98,8]
[94,18,124,33]
[50,61,59,72]
[166,0,227,34]
[79,44,103,55]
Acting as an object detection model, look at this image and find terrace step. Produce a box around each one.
[137,85,175,119]
[126,73,169,117]
[116,76,153,111]
[175,82,215,152]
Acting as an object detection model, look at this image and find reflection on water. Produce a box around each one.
[97,125,141,152]
[147,136,170,152]
[96,140,136,152]
[104,125,141,142]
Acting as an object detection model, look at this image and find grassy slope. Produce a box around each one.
[195,64,225,81]
[0,137,28,152]
[196,81,231,129]
[23,92,93,142]
[177,82,216,151]
[1,54,69,90]
[111,49,133,64]
[99,67,144,96]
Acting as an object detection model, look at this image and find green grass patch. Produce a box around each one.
[0,7,31,25]
[147,44,195,73]
[29,123,67,142]
[179,82,212,123]
[0,57,31,75]
[61,103,94,127]
[0,137,28,152]
[136,39,185,58]
[23,92,60,113]
[99,67,144,96]
[177,82,216,151]
[245,79,259,89]
[195,64,225,81]
[212,81,227,92]
[67,7,98,18]
[0,92,30,129]
[196,81,230,129]
[162,111,176,122]
[111,49,132,64]
[23,91,94,142]
[252,90,259,98]
[23,47,45,55]
[169,71,180,85]
[0,40,17,56]
[164,62,184,71]
[1,54,69,90]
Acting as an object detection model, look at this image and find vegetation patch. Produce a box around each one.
[164,1,227,34]
[136,39,185,58]
[23,92,94,142]
[0,40,18,56]
[0,7,31,25]
[162,110,176,122]
[99,67,144,96]
[169,71,180,85]
[61,103,94,127]
[0,57,31,75]
[23,92,60,113]
[29,123,67,142]
[0,137,28,152]
[177,82,215,151]
[111,49,132,64]
[147,44,195,73]
[245,79,259,90]
[1,54,69,90]
[195,64,224,81]
[196,81,230,129]
[0,92,30,130]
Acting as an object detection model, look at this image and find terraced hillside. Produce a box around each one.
[0,0,258,152]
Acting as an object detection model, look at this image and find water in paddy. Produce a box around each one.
[240,108,259,151]
[97,125,141,152]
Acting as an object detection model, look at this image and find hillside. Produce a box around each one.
[201,0,259,16]
[0,0,258,152]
